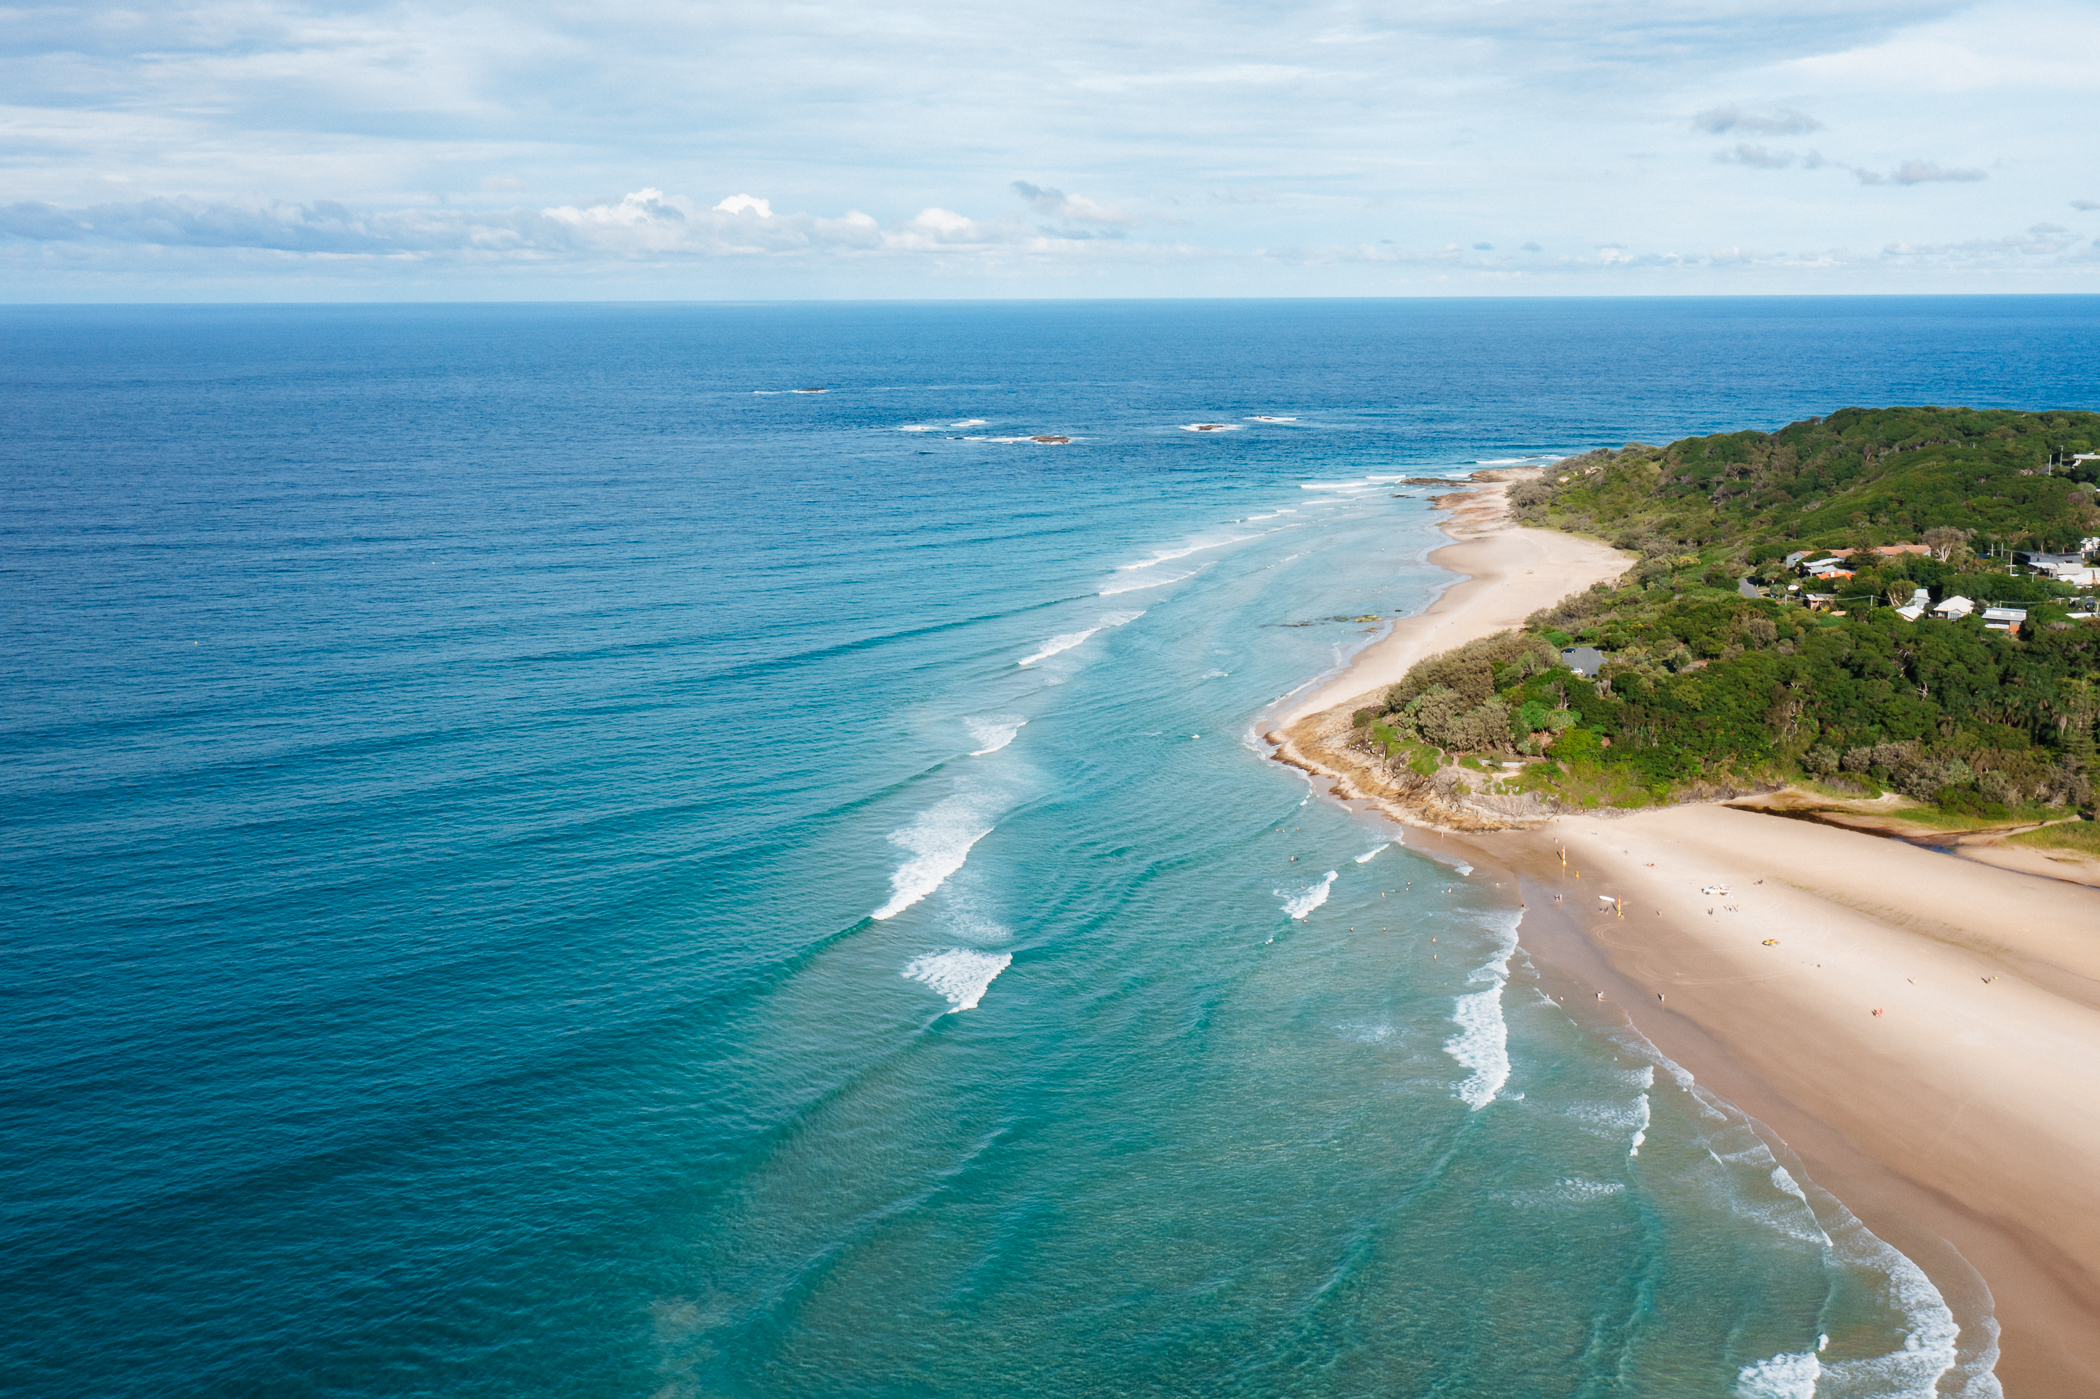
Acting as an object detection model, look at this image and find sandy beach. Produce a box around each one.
[1270,476,2100,1394]
[1436,810,2100,1395]
[1278,476,1632,726]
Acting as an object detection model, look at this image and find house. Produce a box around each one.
[2016,550,2084,572]
[1559,646,1606,678]
[1934,595,1976,619]
[1783,550,1813,568]
[1894,587,1931,622]
[1982,607,2027,632]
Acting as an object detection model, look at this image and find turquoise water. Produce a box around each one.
[9,299,2097,1396]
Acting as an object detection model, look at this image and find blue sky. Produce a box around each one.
[3,0,2097,298]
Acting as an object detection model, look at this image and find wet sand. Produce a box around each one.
[1436,809,2100,1396]
[1266,474,2100,1393]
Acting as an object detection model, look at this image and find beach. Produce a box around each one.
[1273,477,2100,1395]
[1444,810,2100,1395]
[1278,474,1632,727]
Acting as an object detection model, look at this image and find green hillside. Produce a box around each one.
[1353,407,2100,820]
[1512,405,2100,559]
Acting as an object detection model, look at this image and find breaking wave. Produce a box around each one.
[1280,870,1337,920]
[872,794,1002,921]
[1113,535,1256,571]
[902,948,1013,1012]
[1735,1351,1821,1399]
[1444,909,1520,1109]
[1100,565,1207,596]
[965,714,1027,755]
[1018,611,1142,665]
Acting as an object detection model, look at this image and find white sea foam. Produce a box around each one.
[1279,870,1337,920]
[1735,1351,1822,1399]
[1017,611,1141,667]
[1019,629,1098,666]
[965,714,1027,755]
[1816,1232,1978,1398]
[1113,535,1255,571]
[1552,1177,1627,1203]
[1354,843,1391,864]
[872,796,1000,920]
[950,418,987,427]
[1246,415,1299,422]
[948,910,1013,944]
[1600,1029,1997,1397]
[1629,1092,1651,1156]
[1100,565,1207,596]
[1243,509,1295,521]
[1444,910,1521,1109]
[1179,422,1241,432]
[899,424,938,432]
[902,948,1013,1011]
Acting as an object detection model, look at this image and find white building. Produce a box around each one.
[1982,607,2027,632]
[1934,595,1976,619]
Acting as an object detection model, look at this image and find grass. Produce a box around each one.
[1516,757,1659,809]
[1871,805,2051,832]
[2006,821,2100,858]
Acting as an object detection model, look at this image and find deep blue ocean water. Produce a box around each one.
[7,298,2099,1398]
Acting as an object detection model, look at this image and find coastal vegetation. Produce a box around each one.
[1353,407,2100,819]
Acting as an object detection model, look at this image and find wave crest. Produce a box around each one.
[872,795,1000,920]
[1444,910,1520,1109]
[902,948,1012,1012]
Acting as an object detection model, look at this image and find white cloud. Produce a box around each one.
[1714,143,1798,168]
[0,0,2092,295]
[1010,182,1136,227]
[1854,160,1986,185]
[1693,105,1821,136]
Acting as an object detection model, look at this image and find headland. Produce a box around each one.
[1267,451,2100,1395]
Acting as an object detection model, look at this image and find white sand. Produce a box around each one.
[1280,480,1630,725]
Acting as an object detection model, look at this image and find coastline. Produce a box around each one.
[1269,475,2100,1394]
[1276,474,1632,728]
[1267,473,1634,831]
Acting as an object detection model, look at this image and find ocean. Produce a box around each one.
[7,297,2098,1397]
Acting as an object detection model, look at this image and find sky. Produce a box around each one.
[3,0,2099,299]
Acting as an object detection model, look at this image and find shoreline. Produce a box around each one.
[1265,474,1634,832]
[1267,476,2100,1395]
[1274,473,1632,728]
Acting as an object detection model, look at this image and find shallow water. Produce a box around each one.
[9,298,2096,1396]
